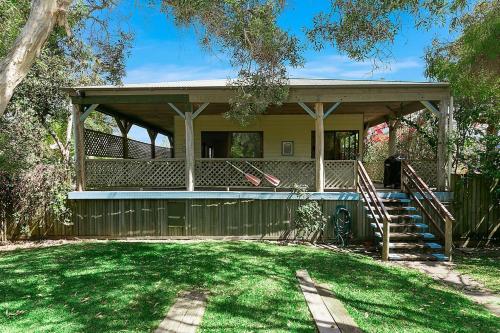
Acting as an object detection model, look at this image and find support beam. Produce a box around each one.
[192,102,209,119]
[298,102,317,119]
[71,94,189,105]
[324,102,341,119]
[437,98,449,190]
[147,129,158,159]
[387,117,400,156]
[447,96,454,183]
[168,103,186,119]
[185,111,195,191]
[79,104,99,122]
[115,117,132,159]
[420,100,440,117]
[315,103,324,192]
[73,105,85,191]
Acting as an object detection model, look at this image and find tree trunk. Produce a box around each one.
[0,0,72,116]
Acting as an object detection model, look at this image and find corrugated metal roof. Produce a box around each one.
[68,78,448,90]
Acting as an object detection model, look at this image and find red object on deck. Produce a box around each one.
[245,162,281,187]
[226,161,261,187]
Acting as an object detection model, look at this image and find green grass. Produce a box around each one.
[0,242,498,333]
[454,249,500,293]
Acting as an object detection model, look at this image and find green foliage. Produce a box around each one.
[425,0,500,180]
[0,0,131,239]
[162,0,303,125]
[290,184,327,239]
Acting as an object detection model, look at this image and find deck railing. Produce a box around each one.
[364,159,437,188]
[85,159,185,189]
[401,161,455,258]
[357,161,392,261]
[85,158,358,190]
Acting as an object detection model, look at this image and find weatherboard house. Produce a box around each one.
[63,78,455,261]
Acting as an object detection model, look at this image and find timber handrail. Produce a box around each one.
[401,160,455,258]
[357,161,391,261]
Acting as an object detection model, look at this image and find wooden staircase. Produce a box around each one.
[357,161,455,261]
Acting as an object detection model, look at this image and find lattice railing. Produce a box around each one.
[324,160,357,189]
[84,129,172,159]
[410,160,437,188]
[364,161,384,183]
[85,159,185,189]
[363,159,437,187]
[195,159,315,189]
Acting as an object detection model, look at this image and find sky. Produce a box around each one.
[111,0,456,142]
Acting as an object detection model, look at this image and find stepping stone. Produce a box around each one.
[296,270,341,333]
[155,290,208,333]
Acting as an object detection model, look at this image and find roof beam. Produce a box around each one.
[80,104,99,122]
[168,103,185,119]
[324,102,341,119]
[298,102,316,119]
[420,101,440,117]
[192,102,209,119]
[71,94,189,105]
[95,105,173,137]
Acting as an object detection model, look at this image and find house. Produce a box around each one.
[63,78,455,261]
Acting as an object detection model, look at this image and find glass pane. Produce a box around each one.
[229,132,263,158]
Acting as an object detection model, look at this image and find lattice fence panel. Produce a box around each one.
[84,129,172,159]
[86,159,185,188]
[408,160,437,188]
[84,129,123,158]
[364,161,384,183]
[324,160,357,189]
[195,159,315,189]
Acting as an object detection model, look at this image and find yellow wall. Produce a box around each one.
[174,114,364,159]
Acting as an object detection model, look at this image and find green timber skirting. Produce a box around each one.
[56,192,367,240]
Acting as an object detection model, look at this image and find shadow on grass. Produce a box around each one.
[0,241,498,333]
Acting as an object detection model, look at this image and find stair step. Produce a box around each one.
[381,242,442,250]
[375,232,435,240]
[388,253,448,261]
[367,214,422,221]
[365,198,411,204]
[365,206,417,212]
[370,222,428,230]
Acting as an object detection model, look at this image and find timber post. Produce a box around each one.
[314,102,324,192]
[185,107,195,191]
[147,129,158,159]
[115,118,132,159]
[388,117,399,156]
[73,104,85,191]
[445,216,453,260]
[437,98,449,191]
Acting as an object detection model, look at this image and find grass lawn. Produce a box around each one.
[454,249,500,293]
[0,241,498,333]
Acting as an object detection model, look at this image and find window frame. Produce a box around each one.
[201,131,264,158]
[311,130,359,160]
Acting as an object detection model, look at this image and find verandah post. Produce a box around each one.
[73,104,85,191]
[185,106,195,191]
[115,118,132,159]
[437,97,449,190]
[147,129,158,159]
[315,102,324,192]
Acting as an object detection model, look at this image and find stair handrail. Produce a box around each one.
[357,161,391,260]
[401,160,455,258]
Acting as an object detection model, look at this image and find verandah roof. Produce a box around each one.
[64,78,450,134]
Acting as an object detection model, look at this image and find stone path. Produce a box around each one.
[395,261,500,317]
[155,290,208,333]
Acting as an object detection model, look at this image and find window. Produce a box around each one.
[201,131,263,158]
[311,131,359,160]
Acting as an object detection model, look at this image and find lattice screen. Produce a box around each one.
[409,160,437,188]
[324,160,357,189]
[84,129,171,159]
[85,159,185,188]
[195,159,315,189]
[364,161,384,183]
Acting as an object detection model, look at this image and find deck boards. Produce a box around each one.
[155,290,207,333]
